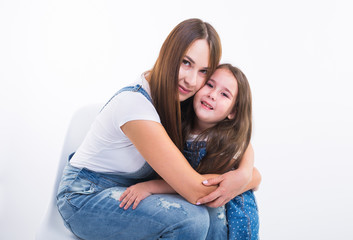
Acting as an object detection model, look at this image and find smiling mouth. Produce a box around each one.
[179,85,191,94]
[201,101,213,110]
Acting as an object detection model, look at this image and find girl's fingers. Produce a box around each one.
[119,197,127,208]
[119,188,146,210]
[119,192,132,208]
[119,189,130,202]
[124,195,136,210]
[132,198,141,210]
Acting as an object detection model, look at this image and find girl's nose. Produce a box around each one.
[208,90,217,100]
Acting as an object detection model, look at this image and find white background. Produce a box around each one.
[1,0,352,239]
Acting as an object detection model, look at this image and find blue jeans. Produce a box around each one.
[57,85,227,239]
[57,163,227,240]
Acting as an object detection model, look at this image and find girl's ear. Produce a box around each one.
[227,110,236,120]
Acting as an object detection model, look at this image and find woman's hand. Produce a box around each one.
[119,182,152,210]
[196,168,251,208]
[121,120,218,204]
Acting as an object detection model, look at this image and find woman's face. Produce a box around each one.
[178,39,210,102]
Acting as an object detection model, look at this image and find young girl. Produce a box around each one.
[119,64,260,239]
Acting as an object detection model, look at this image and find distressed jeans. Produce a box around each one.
[57,163,227,240]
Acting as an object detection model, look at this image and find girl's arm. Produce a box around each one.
[120,173,222,210]
[196,143,261,207]
[121,120,217,204]
[119,179,175,210]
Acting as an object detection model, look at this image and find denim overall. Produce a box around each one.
[56,85,226,240]
[184,141,259,240]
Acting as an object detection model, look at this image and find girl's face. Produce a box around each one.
[178,39,210,102]
[193,68,238,132]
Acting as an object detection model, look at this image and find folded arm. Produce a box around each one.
[121,120,217,204]
[197,143,262,207]
[119,173,221,210]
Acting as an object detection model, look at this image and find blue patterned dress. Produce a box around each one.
[183,140,259,240]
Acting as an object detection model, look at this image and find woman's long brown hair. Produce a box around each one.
[148,19,221,150]
[182,64,252,174]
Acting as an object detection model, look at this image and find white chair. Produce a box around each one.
[36,104,103,240]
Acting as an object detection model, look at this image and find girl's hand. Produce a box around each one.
[196,169,251,208]
[119,182,152,210]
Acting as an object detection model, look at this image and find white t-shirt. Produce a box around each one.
[70,75,161,173]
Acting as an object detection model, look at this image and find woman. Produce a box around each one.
[57,18,258,240]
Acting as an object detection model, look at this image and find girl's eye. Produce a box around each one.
[221,92,229,98]
[206,82,213,88]
[182,59,191,66]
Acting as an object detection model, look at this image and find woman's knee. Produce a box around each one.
[151,194,210,236]
[205,206,228,240]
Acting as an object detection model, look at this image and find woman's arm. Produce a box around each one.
[196,143,261,207]
[121,120,217,204]
[120,173,221,210]
[251,167,262,191]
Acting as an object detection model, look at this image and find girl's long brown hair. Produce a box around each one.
[148,19,221,150]
[182,64,252,174]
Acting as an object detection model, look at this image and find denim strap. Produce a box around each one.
[101,84,152,111]
[69,84,152,162]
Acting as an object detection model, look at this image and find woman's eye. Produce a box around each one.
[200,69,207,75]
[182,59,191,66]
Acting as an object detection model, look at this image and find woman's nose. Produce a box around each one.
[184,70,198,87]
